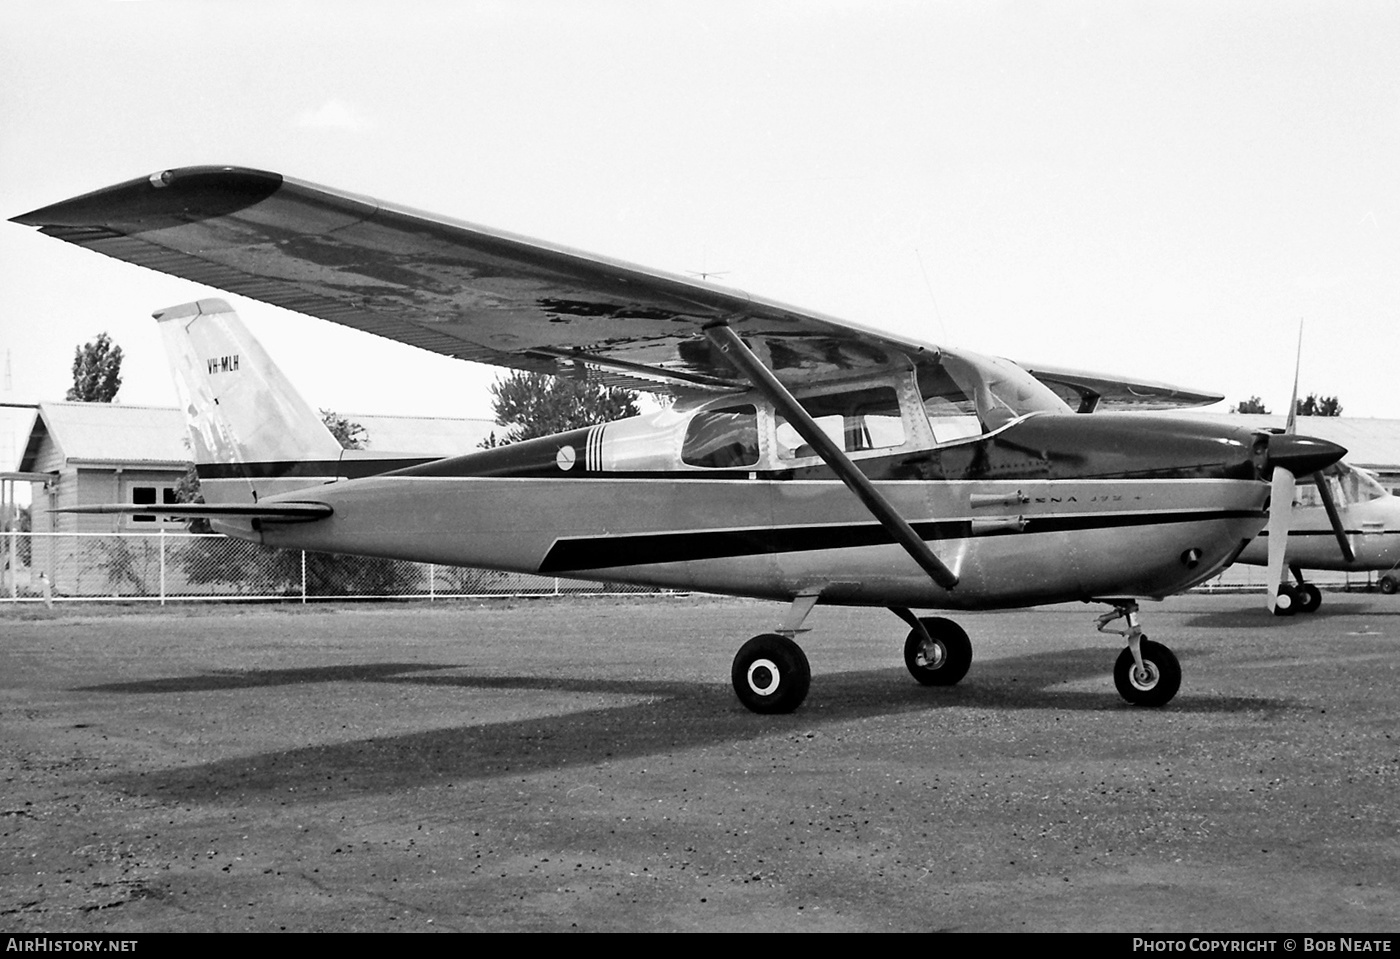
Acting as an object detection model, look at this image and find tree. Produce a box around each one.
[320,409,367,449]
[1231,396,1270,414]
[1295,394,1342,417]
[66,332,123,402]
[173,462,212,534]
[482,371,640,447]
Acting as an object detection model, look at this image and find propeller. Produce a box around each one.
[1263,323,1352,613]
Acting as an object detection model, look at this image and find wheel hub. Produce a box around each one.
[916,640,946,670]
[1130,661,1160,691]
[746,658,780,696]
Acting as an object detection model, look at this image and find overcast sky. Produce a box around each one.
[2,0,1398,471]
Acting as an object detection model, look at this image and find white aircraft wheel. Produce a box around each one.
[731,633,810,714]
[1297,584,1322,614]
[1272,584,1299,617]
[1113,638,1181,708]
[903,617,972,687]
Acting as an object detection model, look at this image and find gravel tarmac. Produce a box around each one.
[1,592,1397,933]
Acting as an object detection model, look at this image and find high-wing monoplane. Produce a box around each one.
[1219,333,1399,614]
[1236,461,1400,611]
[11,167,1348,713]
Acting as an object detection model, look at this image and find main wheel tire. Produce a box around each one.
[732,633,811,714]
[1272,584,1299,616]
[1113,637,1182,708]
[1380,575,1398,596]
[903,617,972,687]
[1297,584,1322,613]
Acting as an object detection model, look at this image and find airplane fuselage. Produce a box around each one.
[226,407,1274,609]
[1237,495,1400,573]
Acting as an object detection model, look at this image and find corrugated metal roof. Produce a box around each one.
[344,412,495,455]
[16,401,496,471]
[25,401,190,469]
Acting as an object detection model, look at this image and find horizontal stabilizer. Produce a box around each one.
[57,502,332,523]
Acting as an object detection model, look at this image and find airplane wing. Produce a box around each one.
[12,165,1219,404]
[11,166,940,395]
[1016,361,1224,412]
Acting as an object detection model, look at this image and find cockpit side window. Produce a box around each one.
[918,364,985,443]
[682,404,760,468]
[1341,465,1388,504]
[774,385,906,460]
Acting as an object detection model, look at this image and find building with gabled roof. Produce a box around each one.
[14,401,494,594]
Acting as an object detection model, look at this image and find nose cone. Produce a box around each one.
[1266,433,1347,477]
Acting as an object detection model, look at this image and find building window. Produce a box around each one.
[129,486,179,525]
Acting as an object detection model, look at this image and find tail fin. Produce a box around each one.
[155,299,343,506]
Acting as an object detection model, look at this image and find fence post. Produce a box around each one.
[301,550,307,603]
[429,563,436,602]
[8,526,15,602]
[158,528,166,606]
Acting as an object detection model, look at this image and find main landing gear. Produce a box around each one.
[892,607,972,687]
[1272,566,1322,616]
[1097,601,1181,707]
[729,597,1184,714]
[729,602,977,714]
[731,592,818,714]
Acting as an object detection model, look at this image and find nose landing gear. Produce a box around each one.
[1097,601,1182,707]
[1274,566,1322,615]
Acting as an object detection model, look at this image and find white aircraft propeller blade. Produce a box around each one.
[1266,466,1296,614]
[1266,320,1303,614]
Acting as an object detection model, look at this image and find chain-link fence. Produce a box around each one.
[1,531,667,603]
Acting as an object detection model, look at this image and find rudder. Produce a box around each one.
[155,299,344,506]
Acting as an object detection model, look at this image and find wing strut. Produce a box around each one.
[704,323,959,590]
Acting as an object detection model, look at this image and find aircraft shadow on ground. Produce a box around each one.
[74,663,464,695]
[98,646,1291,805]
[1183,601,1400,630]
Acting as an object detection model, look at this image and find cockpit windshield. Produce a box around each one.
[918,348,1071,443]
[1298,462,1389,507]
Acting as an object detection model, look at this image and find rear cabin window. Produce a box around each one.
[774,385,906,460]
[682,405,760,468]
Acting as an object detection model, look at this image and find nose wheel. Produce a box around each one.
[1098,602,1182,707]
[1112,638,1181,707]
[1277,567,1322,614]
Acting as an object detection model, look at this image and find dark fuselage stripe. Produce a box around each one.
[197,458,439,480]
[1257,529,1393,537]
[539,509,1264,572]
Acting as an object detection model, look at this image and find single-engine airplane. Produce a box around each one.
[1217,335,1400,616]
[1236,461,1400,612]
[12,166,1348,713]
